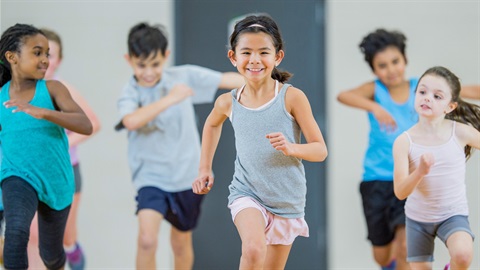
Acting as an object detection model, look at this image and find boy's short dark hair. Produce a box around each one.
[128,22,168,59]
[359,29,407,71]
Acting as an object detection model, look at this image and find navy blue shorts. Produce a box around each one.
[136,186,204,231]
[360,180,406,246]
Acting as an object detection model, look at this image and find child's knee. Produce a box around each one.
[5,226,29,244]
[41,252,66,270]
[242,242,267,263]
[138,232,158,251]
[451,251,472,267]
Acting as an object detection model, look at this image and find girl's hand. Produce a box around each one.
[192,173,214,195]
[4,100,46,119]
[168,84,194,104]
[418,153,435,176]
[372,106,397,133]
[266,132,293,156]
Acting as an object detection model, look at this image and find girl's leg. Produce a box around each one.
[392,225,410,269]
[28,213,46,270]
[170,227,193,270]
[37,201,70,270]
[446,231,473,270]
[264,244,292,269]
[136,209,163,269]
[63,193,80,247]
[2,177,38,270]
[409,262,432,270]
[372,244,394,267]
[234,208,267,270]
[64,192,85,270]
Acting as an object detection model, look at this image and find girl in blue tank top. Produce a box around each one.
[192,14,327,269]
[337,29,414,270]
[0,24,92,270]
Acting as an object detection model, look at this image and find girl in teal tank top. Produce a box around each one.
[0,24,92,270]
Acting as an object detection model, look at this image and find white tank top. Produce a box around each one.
[404,121,469,222]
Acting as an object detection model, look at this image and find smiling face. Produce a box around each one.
[8,34,50,80]
[372,46,407,88]
[415,74,457,117]
[127,50,170,88]
[228,32,283,83]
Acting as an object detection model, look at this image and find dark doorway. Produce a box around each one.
[175,1,327,269]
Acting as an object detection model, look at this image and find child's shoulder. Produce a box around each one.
[349,80,376,94]
[284,84,311,108]
[45,79,69,96]
[216,91,233,104]
[213,92,233,116]
[284,84,305,97]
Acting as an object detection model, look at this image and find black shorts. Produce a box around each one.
[136,186,204,231]
[360,180,406,246]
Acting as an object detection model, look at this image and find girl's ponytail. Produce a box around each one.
[0,59,12,87]
[446,99,480,159]
[271,67,292,83]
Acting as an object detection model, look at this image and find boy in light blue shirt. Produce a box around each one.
[116,22,243,269]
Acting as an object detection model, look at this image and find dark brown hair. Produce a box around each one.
[419,66,480,159]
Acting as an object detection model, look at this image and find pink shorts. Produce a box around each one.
[228,196,309,245]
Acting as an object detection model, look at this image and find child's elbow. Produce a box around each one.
[312,146,328,162]
[91,118,101,134]
[84,122,94,135]
[122,116,141,131]
[336,92,346,104]
[394,192,406,201]
[393,185,406,200]
[318,148,328,162]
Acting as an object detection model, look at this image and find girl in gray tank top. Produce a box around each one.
[192,14,328,269]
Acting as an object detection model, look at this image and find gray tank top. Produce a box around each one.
[228,82,307,218]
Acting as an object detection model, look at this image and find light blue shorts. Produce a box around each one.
[406,215,475,262]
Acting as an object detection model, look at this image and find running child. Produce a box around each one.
[0,23,92,270]
[192,14,327,269]
[393,66,480,270]
[116,22,243,269]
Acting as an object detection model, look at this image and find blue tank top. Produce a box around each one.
[0,80,74,210]
[363,78,419,181]
[228,83,306,218]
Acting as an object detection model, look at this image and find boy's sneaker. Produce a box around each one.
[444,263,450,270]
[381,259,396,270]
[66,243,85,270]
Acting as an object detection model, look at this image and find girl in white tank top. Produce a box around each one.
[392,66,480,269]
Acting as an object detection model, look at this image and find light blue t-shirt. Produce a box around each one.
[117,65,223,192]
[0,80,74,210]
[362,78,419,181]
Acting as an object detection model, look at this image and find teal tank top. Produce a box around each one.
[228,83,306,218]
[0,80,74,210]
[362,78,419,181]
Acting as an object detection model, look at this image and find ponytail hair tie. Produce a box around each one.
[0,60,4,65]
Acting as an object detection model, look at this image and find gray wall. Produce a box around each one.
[1,0,479,269]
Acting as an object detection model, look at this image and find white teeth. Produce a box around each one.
[249,68,262,72]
